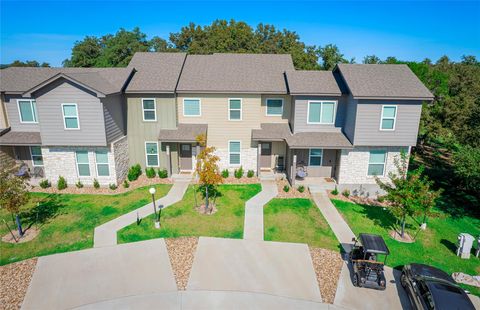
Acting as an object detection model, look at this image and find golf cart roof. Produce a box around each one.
[359,233,390,255]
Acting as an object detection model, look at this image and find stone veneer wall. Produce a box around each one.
[112,136,129,184]
[214,147,257,174]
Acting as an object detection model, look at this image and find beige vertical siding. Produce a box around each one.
[0,93,9,128]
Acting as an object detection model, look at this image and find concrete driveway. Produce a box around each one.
[22,239,177,310]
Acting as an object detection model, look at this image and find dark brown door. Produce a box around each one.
[180,144,192,170]
[260,142,272,168]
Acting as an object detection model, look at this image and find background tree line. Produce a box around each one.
[3,20,479,211]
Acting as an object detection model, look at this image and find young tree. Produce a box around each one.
[0,167,30,237]
[195,134,223,212]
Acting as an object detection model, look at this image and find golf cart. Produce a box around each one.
[349,233,390,290]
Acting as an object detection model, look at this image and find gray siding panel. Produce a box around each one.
[4,95,40,132]
[102,94,125,143]
[343,95,357,143]
[354,99,422,146]
[35,79,107,146]
[292,95,345,133]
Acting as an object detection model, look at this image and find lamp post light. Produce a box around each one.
[149,187,160,229]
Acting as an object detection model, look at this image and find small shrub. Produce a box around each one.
[377,195,385,203]
[234,166,244,179]
[75,180,84,188]
[331,186,339,195]
[39,179,51,189]
[158,168,168,179]
[247,170,255,178]
[123,179,130,188]
[342,189,350,198]
[109,183,117,190]
[145,167,156,178]
[57,176,67,190]
[127,164,142,181]
[221,169,229,178]
[297,185,305,193]
[283,185,290,192]
[93,178,100,189]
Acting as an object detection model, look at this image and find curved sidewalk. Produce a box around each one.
[243,180,278,240]
[93,181,189,248]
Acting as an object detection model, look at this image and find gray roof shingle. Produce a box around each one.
[158,124,208,142]
[286,71,342,95]
[286,131,353,149]
[126,52,187,93]
[336,64,434,100]
[177,53,294,94]
[252,123,292,141]
[0,130,42,145]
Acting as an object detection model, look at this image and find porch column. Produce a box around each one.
[257,143,261,177]
[166,144,172,177]
[292,154,297,186]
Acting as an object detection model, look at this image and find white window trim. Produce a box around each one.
[75,150,91,177]
[61,103,80,130]
[145,141,160,167]
[142,98,157,122]
[308,148,323,166]
[306,100,337,125]
[17,99,38,124]
[94,150,110,178]
[29,146,43,167]
[228,98,242,121]
[367,150,387,177]
[228,140,241,166]
[265,98,284,116]
[379,105,397,131]
[183,98,201,117]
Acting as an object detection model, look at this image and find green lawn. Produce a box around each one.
[0,184,171,265]
[118,184,261,243]
[333,199,480,296]
[264,198,340,251]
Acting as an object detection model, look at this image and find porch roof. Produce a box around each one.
[252,123,292,141]
[158,124,207,142]
[286,131,353,149]
[0,130,42,146]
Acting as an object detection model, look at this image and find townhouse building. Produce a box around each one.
[0,52,433,195]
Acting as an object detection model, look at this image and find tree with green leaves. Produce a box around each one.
[5,60,50,67]
[0,167,30,237]
[452,146,480,193]
[363,55,381,64]
[317,44,349,70]
[63,36,102,67]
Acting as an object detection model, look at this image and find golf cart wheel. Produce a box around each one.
[400,272,407,288]
[353,274,361,287]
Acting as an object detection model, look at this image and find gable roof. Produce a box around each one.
[176,53,294,94]
[126,52,187,93]
[0,67,133,96]
[336,64,434,100]
[286,70,342,96]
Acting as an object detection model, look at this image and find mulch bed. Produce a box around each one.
[276,178,311,199]
[2,228,40,244]
[165,237,199,290]
[221,177,260,184]
[328,190,388,207]
[30,174,172,195]
[309,247,343,304]
[0,258,37,310]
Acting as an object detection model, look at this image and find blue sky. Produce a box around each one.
[1,0,479,66]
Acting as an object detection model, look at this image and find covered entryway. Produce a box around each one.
[179,143,193,171]
[260,142,272,169]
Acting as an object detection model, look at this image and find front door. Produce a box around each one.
[260,142,272,168]
[179,144,192,171]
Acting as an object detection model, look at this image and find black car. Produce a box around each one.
[401,264,476,310]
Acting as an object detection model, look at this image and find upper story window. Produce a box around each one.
[380,105,397,130]
[307,101,336,124]
[142,98,156,121]
[309,148,323,166]
[183,99,201,117]
[228,99,242,120]
[368,150,387,176]
[62,103,79,129]
[145,142,159,167]
[17,99,38,123]
[30,146,43,166]
[95,151,110,176]
[266,98,283,116]
[229,141,241,165]
[75,151,90,176]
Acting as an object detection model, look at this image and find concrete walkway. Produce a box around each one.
[94,181,189,247]
[243,180,278,240]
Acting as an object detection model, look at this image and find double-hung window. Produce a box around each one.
[76,151,90,176]
[142,99,156,121]
[309,149,323,166]
[380,105,397,130]
[62,103,79,129]
[95,151,110,176]
[30,146,43,166]
[368,150,387,176]
[229,141,241,165]
[145,142,159,167]
[183,99,201,116]
[266,98,283,116]
[228,99,242,120]
[18,100,38,123]
[307,101,336,124]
